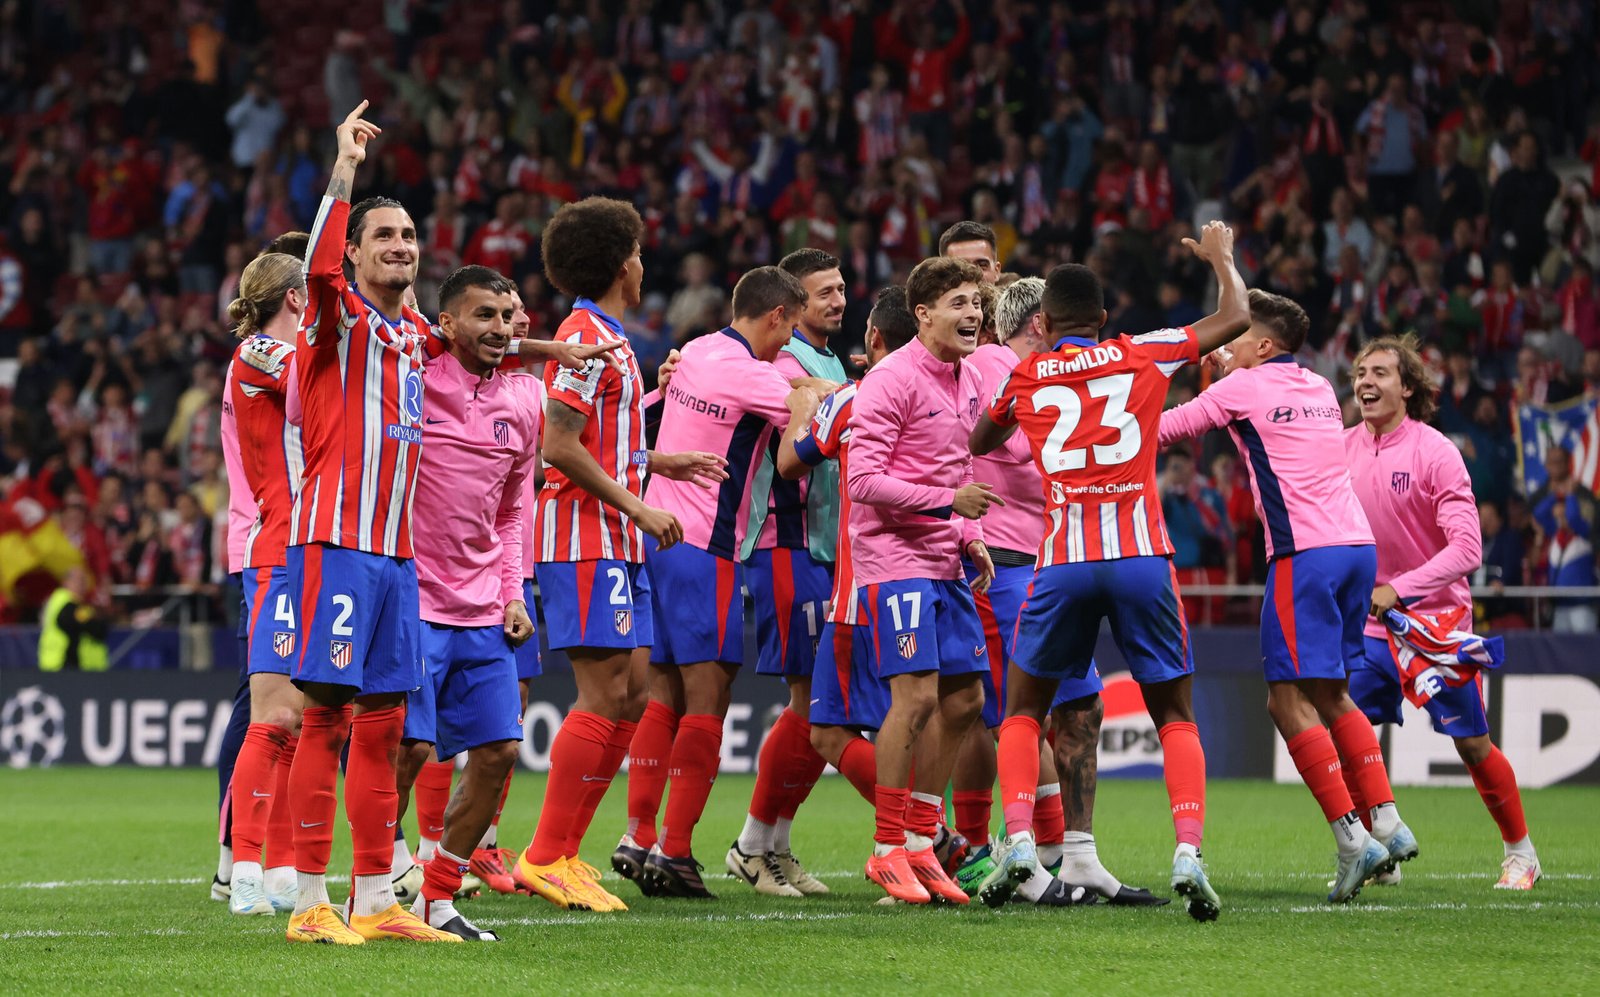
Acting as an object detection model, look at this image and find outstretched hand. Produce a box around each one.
[1181,220,1235,265]
[336,100,381,165]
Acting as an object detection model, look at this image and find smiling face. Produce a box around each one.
[441,285,516,374]
[1352,347,1410,430]
[348,205,419,293]
[797,267,846,340]
[918,282,984,361]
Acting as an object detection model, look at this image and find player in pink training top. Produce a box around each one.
[631,267,822,899]
[850,256,1000,906]
[970,226,1246,921]
[218,252,307,918]
[393,265,541,939]
[1159,289,1419,905]
[1345,336,1540,890]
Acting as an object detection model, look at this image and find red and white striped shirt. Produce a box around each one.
[988,329,1198,567]
[291,196,445,560]
[794,382,860,624]
[227,336,302,569]
[535,300,649,563]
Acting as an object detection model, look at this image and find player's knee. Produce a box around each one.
[1454,734,1492,767]
[809,724,848,763]
[944,680,984,725]
[397,739,432,786]
[261,703,301,734]
[474,739,521,777]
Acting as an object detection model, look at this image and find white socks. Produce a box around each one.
[231,860,264,884]
[417,837,440,863]
[774,817,793,854]
[1332,812,1367,857]
[265,866,295,896]
[294,872,329,914]
[1369,802,1400,840]
[352,873,396,917]
[1175,842,1199,862]
[737,815,775,855]
[904,831,934,853]
[1060,831,1122,896]
[416,896,457,927]
[478,824,498,850]
[391,836,414,876]
[217,844,233,883]
[1505,835,1536,859]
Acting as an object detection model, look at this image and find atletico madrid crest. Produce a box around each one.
[614,610,633,636]
[330,641,353,670]
[897,632,918,660]
[272,631,295,659]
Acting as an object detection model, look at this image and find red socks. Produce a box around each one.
[1468,746,1529,844]
[421,846,470,903]
[345,705,405,877]
[1329,710,1395,810]
[626,701,678,849]
[1157,721,1206,848]
[528,710,614,865]
[566,718,635,856]
[777,713,827,822]
[229,723,290,865]
[905,793,941,839]
[749,709,800,824]
[290,705,351,874]
[1035,787,1066,847]
[997,715,1042,836]
[660,714,724,857]
[873,785,909,846]
[264,735,298,869]
[1286,725,1353,822]
[953,789,993,847]
[836,736,878,803]
[492,768,513,829]
[415,758,454,843]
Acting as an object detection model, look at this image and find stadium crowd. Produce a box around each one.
[0,0,1597,630]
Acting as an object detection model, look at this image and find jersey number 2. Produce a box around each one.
[1032,374,1140,471]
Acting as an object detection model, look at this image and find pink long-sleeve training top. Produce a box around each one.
[1344,416,1481,638]
[847,335,985,585]
[412,351,542,626]
[1158,355,1373,560]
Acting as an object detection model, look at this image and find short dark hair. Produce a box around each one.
[348,197,408,246]
[439,265,515,314]
[906,257,983,312]
[263,231,309,259]
[779,248,841,282]
[939,220,997,256]
[1040,264,1105,331]
[731,266,807,319]
[540,197,644,300]
[868,285,917,351]
[1352,333,1439,423]
[1248,288,1310,353]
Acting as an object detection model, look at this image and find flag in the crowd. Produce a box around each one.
[1381,606,1505,708]
[1514,395,1600,495]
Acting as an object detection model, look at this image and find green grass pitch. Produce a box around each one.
[2,768,1596,993]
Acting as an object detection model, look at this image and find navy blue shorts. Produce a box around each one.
[513,578,541,680]
[1261,545,1377,683]
[968,561,1104,727]
[1012,556,1194,687]
[403,623,524,760]
[287,544,422,695]
[1349,635,1491,738]
[747,547,833,678]
[242,565,297,676]
[810,622,889,730]
[535,559,654,652]
[647,538,744,666]
[859,578,987,680]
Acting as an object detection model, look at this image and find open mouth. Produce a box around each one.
[1358,389,1380,405]
[956,324,978,340]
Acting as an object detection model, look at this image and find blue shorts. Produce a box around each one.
[287,544,422,695]
[747,547,833,678]
[1012,556,1194,687]
[968,562,1104,727]
[646,538,744,666]
[513,578,541,680]
[403,623,524,760]
[859,578,987,680]
[810,622,889,730]
[535,559,655,652]
[1261,545,1377,683]
[242,565,298,676]
[1350,636,1491,738]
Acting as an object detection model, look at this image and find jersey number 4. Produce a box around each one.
[1032,374,1140,471]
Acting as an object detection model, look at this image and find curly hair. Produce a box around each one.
[540,197,644,300]
[1352,334,1439,423]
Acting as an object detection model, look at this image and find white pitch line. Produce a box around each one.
[479,910,862,928]
[4,877,209,889]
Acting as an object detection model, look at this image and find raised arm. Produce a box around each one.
[1181,221,1251,356]
[1158,379,1235,447]
[301,103,381,349]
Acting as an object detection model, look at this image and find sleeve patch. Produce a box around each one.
[240,339,291,377]
[551,360,605,403]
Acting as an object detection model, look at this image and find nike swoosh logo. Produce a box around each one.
[425,418,444,424]
[300,821,325,828]
[580,775,609,782]
[733,862,758,886]
[927,409,942,418]
[386,820,397,828]
[251,790,272,797]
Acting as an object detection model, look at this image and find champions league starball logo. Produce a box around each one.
[0,686,67,768]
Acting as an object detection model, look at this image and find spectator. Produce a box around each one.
[1489,131,1562,283]
[1355,73,1426,220]
[1476,498,1526,626]
[36,567,108,671]
[223,73,285,173]
[1540,495,1597,633]
[1322,188,1373,273]
[664,252,725,342]
[1531,445,1597,543]
[1160,448,1230,571]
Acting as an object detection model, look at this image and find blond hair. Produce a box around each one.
[227,253,305,339]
